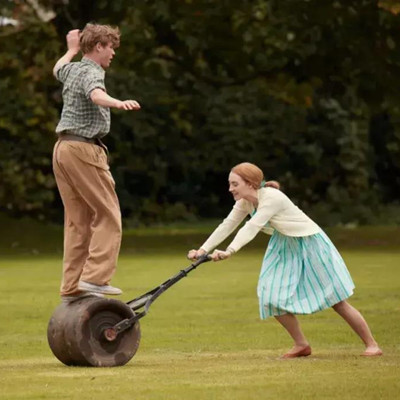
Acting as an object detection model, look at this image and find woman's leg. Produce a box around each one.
[275,313,311,357]
[332,300,382,355]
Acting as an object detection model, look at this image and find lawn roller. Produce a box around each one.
[47,254,211,367]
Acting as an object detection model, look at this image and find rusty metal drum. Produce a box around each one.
[47,297,141,367]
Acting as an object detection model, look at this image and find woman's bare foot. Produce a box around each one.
[362,345,383,357]
[281,344,312,359]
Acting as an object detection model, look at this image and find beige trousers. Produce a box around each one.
[52,140,122,295]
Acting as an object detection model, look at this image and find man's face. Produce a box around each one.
[97,42,115,69]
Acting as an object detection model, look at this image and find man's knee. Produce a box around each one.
[106,213,121,235]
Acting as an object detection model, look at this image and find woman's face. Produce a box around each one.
[228,172,254,201]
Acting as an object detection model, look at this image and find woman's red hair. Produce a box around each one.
[231,162,264,189]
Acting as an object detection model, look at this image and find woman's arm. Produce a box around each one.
[200,202,249,252]
[187,201,248,260]
[225,192,282,253]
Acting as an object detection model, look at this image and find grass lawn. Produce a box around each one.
[0,224,399,399]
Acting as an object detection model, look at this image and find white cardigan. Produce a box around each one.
[201,187,321,253]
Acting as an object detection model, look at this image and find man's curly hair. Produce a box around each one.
[80,23,120,54]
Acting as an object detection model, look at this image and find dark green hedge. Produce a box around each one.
[1,0,400,225]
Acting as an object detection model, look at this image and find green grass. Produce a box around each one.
[0,241,399,399]
[1,211,400,255]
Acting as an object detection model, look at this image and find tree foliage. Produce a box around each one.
[1,0,400,225]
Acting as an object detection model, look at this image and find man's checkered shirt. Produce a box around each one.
[55,58,111,138]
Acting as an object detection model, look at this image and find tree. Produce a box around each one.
[1,0,400,225]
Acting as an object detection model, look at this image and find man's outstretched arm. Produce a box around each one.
[90,89,141,110]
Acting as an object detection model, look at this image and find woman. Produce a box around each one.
[188,162,382,358]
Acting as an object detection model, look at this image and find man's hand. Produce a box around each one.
[115,100,141,111]
[66,29,81,55]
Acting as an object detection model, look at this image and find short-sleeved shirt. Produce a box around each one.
[55,57,111,138]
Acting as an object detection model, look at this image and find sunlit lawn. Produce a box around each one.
[0,233,399,399]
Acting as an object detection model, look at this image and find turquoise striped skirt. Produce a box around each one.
[257,230,355,319]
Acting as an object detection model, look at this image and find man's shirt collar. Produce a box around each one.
[82,57,104,73]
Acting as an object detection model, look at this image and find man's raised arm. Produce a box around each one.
[53,29,81,78]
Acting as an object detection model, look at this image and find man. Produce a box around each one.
[52,24,140,302]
